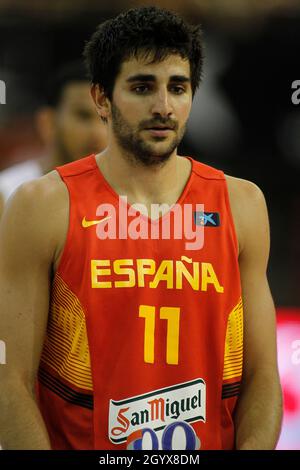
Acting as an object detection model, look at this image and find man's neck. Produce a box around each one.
[95,146,192,210]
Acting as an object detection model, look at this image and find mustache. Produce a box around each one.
[139,119,178,131]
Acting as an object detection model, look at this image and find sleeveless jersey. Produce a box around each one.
[37,155,243,450]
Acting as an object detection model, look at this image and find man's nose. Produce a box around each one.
[151,89,173,117]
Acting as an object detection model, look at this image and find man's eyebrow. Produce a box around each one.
[127,74,156,83]
[126,74,191,83]
[169,75,191,83]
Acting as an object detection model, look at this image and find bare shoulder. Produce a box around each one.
[10,169,66,202]
[3,170,68,224]
[225,175,269,256]
[225,174,266,215]
[0,170,68,265]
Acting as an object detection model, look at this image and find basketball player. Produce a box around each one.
[0,61,107,216]
[0,7,282,450]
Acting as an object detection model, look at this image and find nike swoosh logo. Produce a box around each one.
[82,215,112,228]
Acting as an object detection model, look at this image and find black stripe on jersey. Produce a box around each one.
[222,381,241,399]
[38,368,94,410]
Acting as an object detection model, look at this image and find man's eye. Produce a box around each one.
[171,86,185,94]
[75,110,92,120]
[133,85,150,94]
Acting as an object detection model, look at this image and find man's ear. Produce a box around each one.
[91,84,110,121]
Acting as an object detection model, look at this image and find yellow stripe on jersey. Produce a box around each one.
[40,273,93,391]
[223,298,243,381]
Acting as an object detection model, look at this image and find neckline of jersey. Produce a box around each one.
[91,154,195,225]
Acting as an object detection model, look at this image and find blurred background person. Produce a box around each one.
[0,60,107,214]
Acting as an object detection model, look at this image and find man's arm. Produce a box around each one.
[0,175,67,449]
[227,177,283,450]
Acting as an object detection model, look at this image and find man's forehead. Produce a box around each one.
[119,54,191,80]
[60,81,91,104]
[61,80,90,99]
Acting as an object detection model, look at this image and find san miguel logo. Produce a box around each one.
[108,378,206,446]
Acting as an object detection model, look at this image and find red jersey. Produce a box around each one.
[37,155,243,450]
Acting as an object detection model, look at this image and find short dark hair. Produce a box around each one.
[45,60,89,107]
[83,6,204,100]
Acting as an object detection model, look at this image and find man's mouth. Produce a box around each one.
[144,124,175,137]
[145,124,174,130]
[145,128,173,137]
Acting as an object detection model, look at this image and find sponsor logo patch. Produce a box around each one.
[194,212,221,227]
[109,378,206,447]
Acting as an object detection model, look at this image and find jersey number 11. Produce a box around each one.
[139,305,181,365]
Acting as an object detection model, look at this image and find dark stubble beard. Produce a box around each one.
[111,102,186,167]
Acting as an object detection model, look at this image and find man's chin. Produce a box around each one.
[136,147,175,167]
[143,139,177,155]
